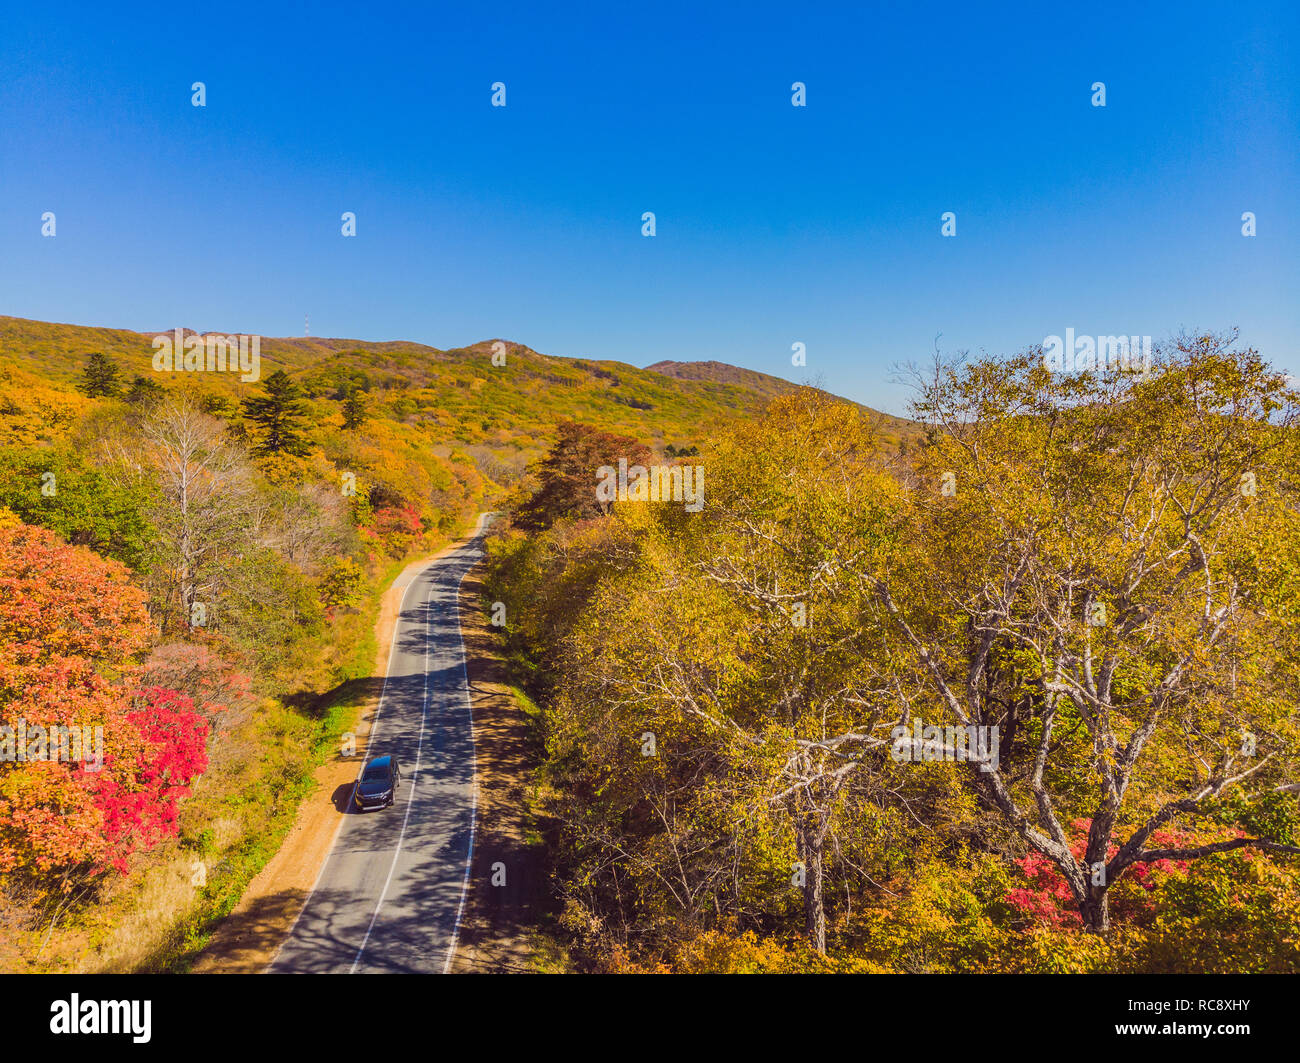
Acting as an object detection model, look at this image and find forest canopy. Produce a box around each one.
[487,332,1300,972]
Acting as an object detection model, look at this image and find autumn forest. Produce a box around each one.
[1,317,1297,977]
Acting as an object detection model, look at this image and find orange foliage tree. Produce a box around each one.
[0,523,208,903]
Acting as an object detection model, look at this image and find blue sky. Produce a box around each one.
[1,0,1296,414]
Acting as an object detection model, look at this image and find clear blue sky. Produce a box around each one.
[1,0,1296,414]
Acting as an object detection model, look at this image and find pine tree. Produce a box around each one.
[78,351,123,397]
[241,369,311,456]
[341,389,368,430]
[125,374,164,405]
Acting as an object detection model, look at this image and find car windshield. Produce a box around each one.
[362,762,389,781]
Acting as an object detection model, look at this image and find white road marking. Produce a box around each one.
[266,549,429,973]
[267,514,492,974]
[348,569,436,973]
[442,534,482,973]
[352,513,490,974]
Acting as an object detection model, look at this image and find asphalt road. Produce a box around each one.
[270,514,494,974]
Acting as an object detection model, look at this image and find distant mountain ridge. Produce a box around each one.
[0,315,915,452]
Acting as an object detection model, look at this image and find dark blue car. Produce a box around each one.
[354,754,401,812]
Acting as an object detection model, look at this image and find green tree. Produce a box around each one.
[341,389,368,430]
[0,445,156,570]
[78,352,122,398]
[200,393,237,418]
[241,369,311,456]
[125,374,164,406]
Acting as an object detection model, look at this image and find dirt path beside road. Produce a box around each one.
[449,561,552,972]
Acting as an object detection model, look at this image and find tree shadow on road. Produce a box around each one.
[452,566,561,973]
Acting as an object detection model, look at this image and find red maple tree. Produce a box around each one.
[0,523,209,888]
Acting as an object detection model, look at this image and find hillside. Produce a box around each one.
[0,318,790,451]
[647,358,918,441]
[0,316,915,458]
[644,358,799,401]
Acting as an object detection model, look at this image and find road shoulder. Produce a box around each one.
[449,559,553,972]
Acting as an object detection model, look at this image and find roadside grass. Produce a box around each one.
[524,929,572,973]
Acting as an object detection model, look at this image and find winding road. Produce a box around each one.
[269,513,494,974]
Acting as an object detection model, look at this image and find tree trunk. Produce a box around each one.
[1080,889,1110,934]
[801,826,826,955]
